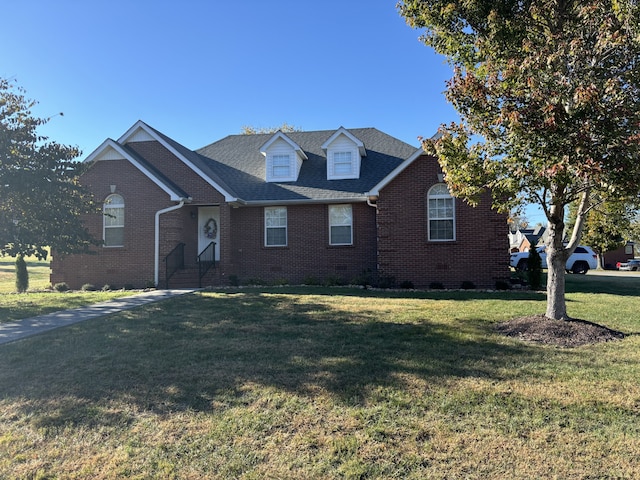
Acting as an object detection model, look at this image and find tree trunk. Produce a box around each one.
[545,190,590,320]
[546,246,568,320]
[545,200,570,320]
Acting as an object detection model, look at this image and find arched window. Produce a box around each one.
[428,184,455,241]
[103,194,124,247]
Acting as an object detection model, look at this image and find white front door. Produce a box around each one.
[198,207,220,261]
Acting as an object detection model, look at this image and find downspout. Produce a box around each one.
[154,200,186,288]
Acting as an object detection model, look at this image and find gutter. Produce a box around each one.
[154,199,189,287]
[230,195,370,207]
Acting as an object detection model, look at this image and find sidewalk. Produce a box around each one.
[0,289,198,345]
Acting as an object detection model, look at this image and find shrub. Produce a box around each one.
[460,281,476,290]
[323,275,346,287]
[145,280,156,289]
[400,280,414,289]
[527,245,543,290]
[123,283,134,291]
[303,275,321,286]
[429,281,445,290]
[53,282,70,292]
[81,283,97,291]
[495,280,511,290]
[376,275,396,289]
[228,275,240,287]
[352,269,375,287]
[102,284,113,291]
[15,254,28,293]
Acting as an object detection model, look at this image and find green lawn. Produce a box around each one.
[1,276,639,479]
[0,255,135,323]
[0,254,52,293]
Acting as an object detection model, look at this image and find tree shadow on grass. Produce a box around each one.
[0,292,572,428]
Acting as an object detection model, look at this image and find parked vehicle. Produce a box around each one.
[509,246,598,274]
[618,259,640,271]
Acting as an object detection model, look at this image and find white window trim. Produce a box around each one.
[327,147,360,180]
[428,184,455,242]
[329,204,353,246]
[103,194,125,247]
[270,154,292,179]
[265,206,288,247]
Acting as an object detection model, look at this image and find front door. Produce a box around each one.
[198,207,220,261]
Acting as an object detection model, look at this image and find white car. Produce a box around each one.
[618,259,640,271]
[509,246,598,274]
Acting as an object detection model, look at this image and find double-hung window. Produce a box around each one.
[428,184,455,241]
[329,204,353,245]
[271,154,291,178]
[103,194,125,247]
[265,207,287,246]
[332,151,353,176]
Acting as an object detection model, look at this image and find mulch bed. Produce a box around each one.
[496,314,626,348]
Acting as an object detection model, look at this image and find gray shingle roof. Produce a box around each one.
[194,128,418,203]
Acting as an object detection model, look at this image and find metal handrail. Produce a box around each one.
[164,242,185,288]
[198,241,216,288]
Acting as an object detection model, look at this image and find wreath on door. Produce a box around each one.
[204,218,217,239]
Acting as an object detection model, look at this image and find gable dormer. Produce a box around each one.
[260,131,308,182]
[321,127,366,180]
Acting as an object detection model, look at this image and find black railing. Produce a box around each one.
[165,242,185,288]
[198,241,216,288]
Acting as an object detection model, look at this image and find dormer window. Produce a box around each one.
[322,127,366,180]
[332,151,354,176]
[260,132,307,182]
[271,154,292,178]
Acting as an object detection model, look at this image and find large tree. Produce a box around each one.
[0,78,96,287]
[399,0,640,320]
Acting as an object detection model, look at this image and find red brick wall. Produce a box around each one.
[226,203,377,285]
[126,141,226,204]
[50,157,198,289]
[51,142,508,290]
[376,154,509,289]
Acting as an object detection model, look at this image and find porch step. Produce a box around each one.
[166,265,220,288]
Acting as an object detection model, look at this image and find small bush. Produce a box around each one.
[145,280,156,289]
[527,245,543,290]
[272,278,289,286]
[81,283,97,291]
[324,275,346,287]
[53,282,70,292]
[15,254,29,293]
[399,280,414,289]
[460,281,476,290]
[247,278,266,286]
[352,269,375,287]
[123,283,134,291]
[376,275,396,289]
[228,275,240,287]
[429,282,445,290]
[102,284,113,291]
[495,280,511,290]
[303,275,321,286]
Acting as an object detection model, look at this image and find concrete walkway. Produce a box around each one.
[0,289,198,345]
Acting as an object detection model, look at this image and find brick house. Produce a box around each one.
[50,121,508,289]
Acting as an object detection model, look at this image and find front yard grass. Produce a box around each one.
[0,255,139,323]
[1,277,639,479]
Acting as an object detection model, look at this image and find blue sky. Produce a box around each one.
[2,0,546,225]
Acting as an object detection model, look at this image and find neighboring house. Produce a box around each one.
[50,121,509,290]
[602,241,636,269]
[508,225,546,253]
